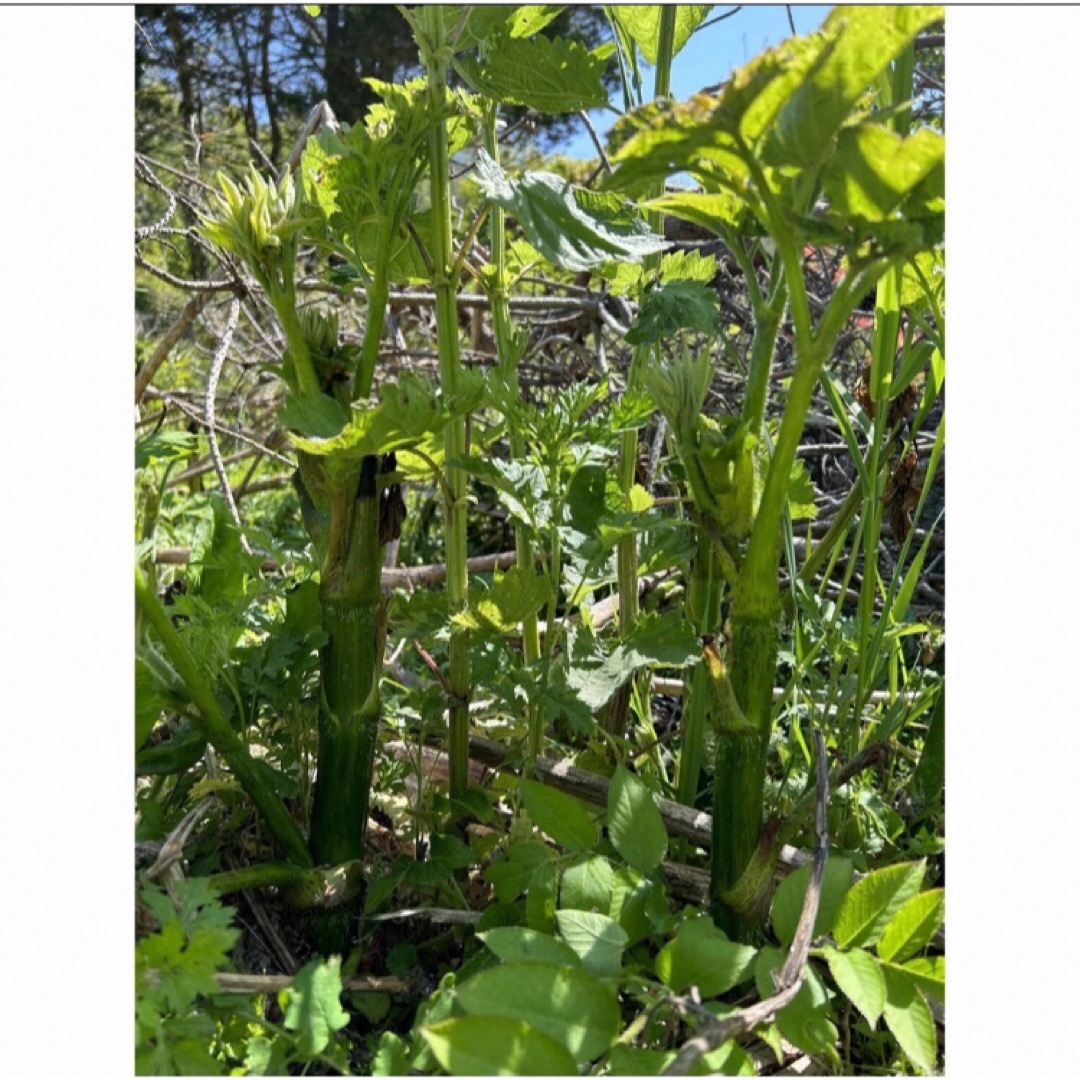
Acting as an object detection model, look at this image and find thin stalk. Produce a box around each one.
[741,269,788,438]
[483,93,542,758]
[608,4,679,739]
[422,8,471,797]
[272,289,320,398]
[135,569,312,869]
[853,47,914,732]
[353,223,391,400]
[798,429,902,586]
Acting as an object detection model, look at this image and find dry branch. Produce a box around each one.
[152,547,522,585]
[140,971,412,995]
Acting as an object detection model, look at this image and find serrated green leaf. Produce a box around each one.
[765,6,943,168]
[566,464,609,534]
[567,611,699,710]
[561,855,616,912]
[660,248,718,284]
[900,249,944,312]
[485,844,552,903]
[555,910,628,977]
[475,149,667,272]
[894,956,944,1002]
[877,888,944,963]
[455,961,620,1062]
[882,965,938,1074]
[644,191,751,237]
[283,957,350,1059]
[421,1016,577,1076]
[822,945,886,1028]
[288,372,443,460]
[833,860,926,949]
[607,765,668,872]
[770,858,854,945]
[454,566,549,634]
[656,916,757,998]
[435,5,517,53]
[476,901,526,933]
[455,33,608,113]
[611,5,712,64]
[626,279,721,346]
[822,123,945,221]
[479,927,581,968]
[522,780,598,850]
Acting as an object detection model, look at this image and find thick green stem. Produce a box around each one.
[423,9,471,797]
[308,457,385,869]
[707,222,821,933]
[135,570,312,869]
[675,533,724,813]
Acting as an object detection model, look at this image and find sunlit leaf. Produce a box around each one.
[833,860,926,949]
[476,150,667,271]
[881,965,938,1074]
[822,945,886,1028]
[282,957,350,1059]
[455,961,619,1062]
[555,910,628,976]
[655,916,757,998]
[877,889,944,963]
[822,124,945,221]
[521,779,599,851]
[607,766,668,872]
[610,5,712,64]
[455,33,608,113]
[765,6,943,168]
[421,1016,577,1076]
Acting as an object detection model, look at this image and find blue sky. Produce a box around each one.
[561,4,834,158]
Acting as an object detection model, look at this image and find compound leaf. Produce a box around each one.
[833,860,926,949]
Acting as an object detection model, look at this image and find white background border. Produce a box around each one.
[1,4,1077,1075]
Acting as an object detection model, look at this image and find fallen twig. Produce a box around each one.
[141,971,412,995]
